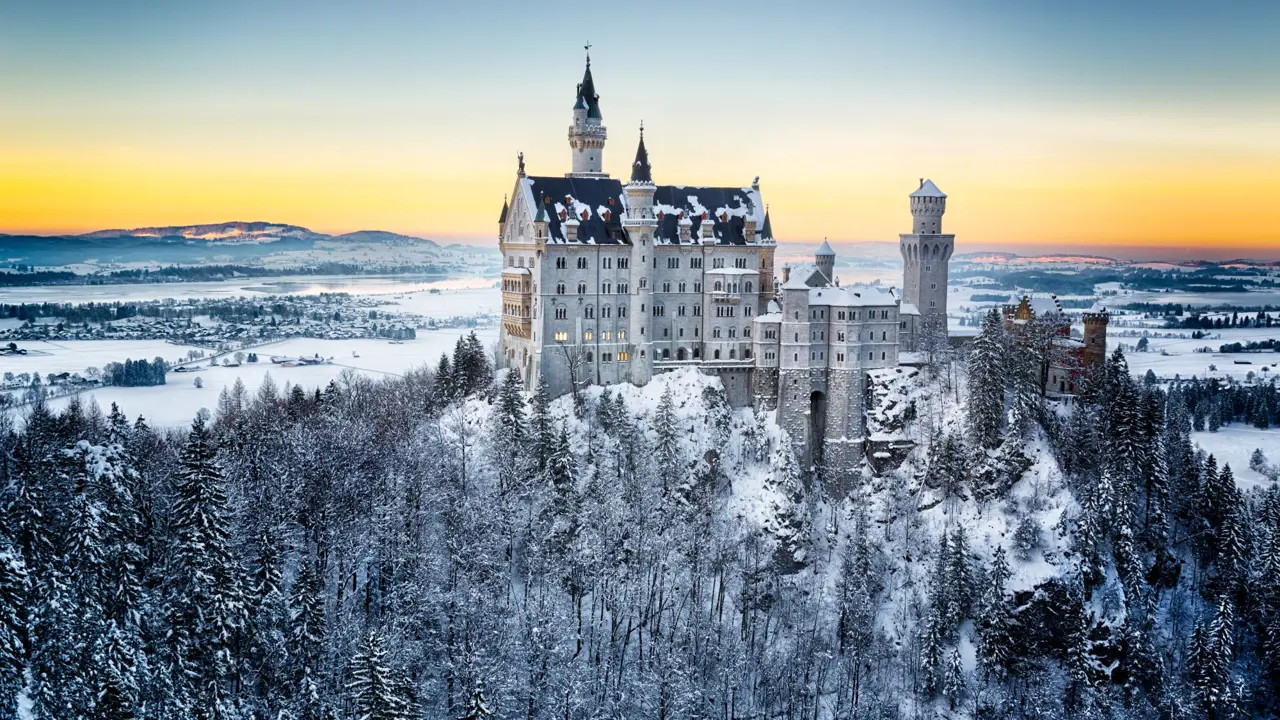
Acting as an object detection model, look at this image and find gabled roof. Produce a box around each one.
[652,185,764,245]
[910,179,946,198]
[521,176,628,245]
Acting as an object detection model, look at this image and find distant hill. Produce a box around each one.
[0,221,461,270]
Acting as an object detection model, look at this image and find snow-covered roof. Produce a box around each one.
[706,267,759,276]
[753,312,783,323]
[781,273,812,291]
[809,284,898,308]
[910,179,946,198]
[899,302,920,316]
[816,239,835,257]
[521,176,628,245]
[653,185,765,245]
[502,267,531,275]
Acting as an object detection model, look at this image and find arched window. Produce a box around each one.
[693,348,701,359]
[556,283,565,295]
[577,257,588,269]
[714,350,721,359]
[745,281,753,293]
[618,305,627,318]
[586,351,593,361]
[662,349,670,359]
[584,330,593,340]
[577,282,587,294]
[729,349,736,359]
[714,281,723,292]
[744,349,752,359]
[584,306,594,319]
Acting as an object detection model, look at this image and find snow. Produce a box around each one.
[909,179,946,198]
[21,328,497,427]
[1190,426,1280,490]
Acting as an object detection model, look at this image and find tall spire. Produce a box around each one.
[577,44,601,120]
[761,206,774,240]
[630,122,652,183]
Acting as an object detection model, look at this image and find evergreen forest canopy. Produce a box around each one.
[0,318,1278,720]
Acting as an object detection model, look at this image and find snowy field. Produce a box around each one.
[1191,427,1279,490]
[1119,328,1280,382]
[6,327,497,427]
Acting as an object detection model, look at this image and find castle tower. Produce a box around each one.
[777,274,814,466]
[623,127,656,384]
[900,178,955,316]
[815,239,835,284]
[1082,309,1109,368]
[567,49,607,178]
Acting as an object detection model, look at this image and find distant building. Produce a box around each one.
[1001,294,1109,396]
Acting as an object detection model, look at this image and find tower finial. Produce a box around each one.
[585,42,591,66]
[517,151,525,177]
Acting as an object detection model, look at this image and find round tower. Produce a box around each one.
[910,178,946,234]
[1082,309,1109,368]
[815,239,835,285]
[623,126,656,385]
[567,50,607,177]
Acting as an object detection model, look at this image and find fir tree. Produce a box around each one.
[976,546,1015,679]
[943,647,966,710]
[0,540,27,719]
[457,680,493,720]
[346,630,411,720]
[165,415,245,720]
[529,376,554,472]
[289,559,330,720]
[653,385,681,494]
[968,309,1007,450]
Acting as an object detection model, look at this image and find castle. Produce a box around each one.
[1001,295,1110,396]
[496,54,1103,472]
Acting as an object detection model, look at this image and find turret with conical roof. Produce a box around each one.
[815,239,835,284]
[567,48,607,177]
[630,124,652,184]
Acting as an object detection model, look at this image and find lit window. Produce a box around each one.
[584,330,593,340]
[554,331,568,341]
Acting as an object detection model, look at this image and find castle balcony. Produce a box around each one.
[501,268,533,339]
[709,291,741,304]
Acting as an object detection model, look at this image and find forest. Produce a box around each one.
[1,318,1278,720]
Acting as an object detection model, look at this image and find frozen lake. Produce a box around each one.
[0,274,500,319]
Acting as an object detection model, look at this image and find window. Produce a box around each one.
[713,258,725,269]
[662,282,671,292]
[714,350,721,359]
[852,311,858,320]
[745,306,753,316]
[602,306,611,318]
[602,282,612,293]
[618,305,627,318]
[693,305,702,316]
[837,332,845,342]
[586,351,593,362]
[617,283,628,294]
[639,278,647,289]
[690,257,703,269]
[584,306,594,319]
[618,351,630,361]
[668,257,680,269]
[554,331,568,341]
[602,330,612,340]
[556,283,566,295]
[693,282,702,293]
[618,258,629,269]
[663,328,669,337]
[508,256,514,267]
[713,327,722,338]
[603,257,612,269]
[714,281,723,292]
[838,311,845,320]
[765,329,776,340]
[881,331,887,340]
[555,308,567,320]
[577,257,588,269]
[734,258,747,269]
[618,330,625,340]
[602,352,613,362]
[745,281,753,293]
[577,282,587,295]
[744,327,751,338]
[678,282,687,292]
[653,258,658,268]
[729,327,737,338]
[584,330,593,340]
[837,353,844,362]
[678,304,686,316]
[555,257,566,269]
[881,351,887,360]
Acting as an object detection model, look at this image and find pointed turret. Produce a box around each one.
[498,195,509,224]
[630,125,652,184]
[815,239,835,284]
[761,207,774,241]
[567,50,607,177]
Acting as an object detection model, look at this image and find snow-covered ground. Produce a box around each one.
[8,327,497,427]
[1191,426,1279,490]
[1119,327,1280,382]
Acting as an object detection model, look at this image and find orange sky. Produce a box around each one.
[1,2,1277,253]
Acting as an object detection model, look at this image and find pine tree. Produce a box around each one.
[0,540,27,719]
[968,309,1007,450]
[943,647,966,710]
[976,546,1015,679]
[919,600,945,697]
[1190,599,1237,720]
[289,559,330,720]
[165,414,245,720]
[529,376,554,472]
[346,630,410,720]
[653,385,681,494]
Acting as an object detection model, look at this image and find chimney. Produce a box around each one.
[700,217,716,244]
[678,215,692,243]
[564,218,580,242]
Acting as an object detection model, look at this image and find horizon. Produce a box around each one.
[1,1,1278,255]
